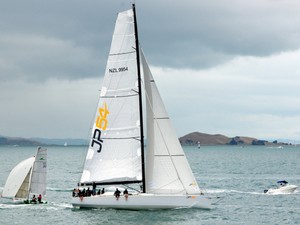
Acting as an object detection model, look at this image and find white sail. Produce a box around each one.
[142,51,201,195]
[29,147,47,197]
[72,4,211,210]
[1,157,35,199]
[80,9,142,185]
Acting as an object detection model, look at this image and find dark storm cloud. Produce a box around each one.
[0,0,300,81]
[1,0,300,139]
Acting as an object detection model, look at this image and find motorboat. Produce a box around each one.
[264,180,297,194]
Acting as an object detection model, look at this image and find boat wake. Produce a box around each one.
[207,188,299,196]
[207,189,267,195]
[0,201,73,210]
[47,187,72,192]
[50,202,73,209]
[0,203,29,209]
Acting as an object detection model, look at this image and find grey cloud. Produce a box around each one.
[1,0,300,82]
[0,34,102,81]
[1,0,300,140]
[140,0,300,66]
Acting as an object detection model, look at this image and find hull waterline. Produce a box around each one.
[71,194,211,210]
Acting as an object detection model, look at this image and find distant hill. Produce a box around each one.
[0,132,291,146]
[179,132,288,146]
[0,136,41,146]
[30,137,87,146]
[179,132,230,145]
[0,135,87,146]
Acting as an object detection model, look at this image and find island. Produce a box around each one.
[179,132,289,146]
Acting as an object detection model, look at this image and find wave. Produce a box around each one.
[0,202,73,210]
[47,187,73,192]
[0,204,28,209]
[49,202,73,209]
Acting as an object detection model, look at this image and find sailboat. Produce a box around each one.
[71,4,211,209]
[197,141,201,149]
[1,147,47,204]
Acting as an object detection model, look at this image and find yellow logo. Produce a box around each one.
[91,102,109,153]
[95,102,109,130]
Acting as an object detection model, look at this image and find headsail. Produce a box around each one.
[80,8,142,185]
[142,51,201,195]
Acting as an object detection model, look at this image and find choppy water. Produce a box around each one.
[0,145,299,224]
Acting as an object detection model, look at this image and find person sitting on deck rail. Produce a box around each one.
[114,188,121,200]
[86,187,91,197]
[123,189,129,200]
[92,182,97,195]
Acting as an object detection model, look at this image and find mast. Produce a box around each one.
[133,3,146,193]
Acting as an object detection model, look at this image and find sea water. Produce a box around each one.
[0,145,299,225]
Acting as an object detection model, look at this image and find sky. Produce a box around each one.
[1,0,300,141]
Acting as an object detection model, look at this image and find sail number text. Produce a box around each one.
[91,102,109,153]
[109,67,128,73]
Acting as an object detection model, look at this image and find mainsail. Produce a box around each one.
[80,9,142,185]
[29,147,47,197]
[80,6,201,194]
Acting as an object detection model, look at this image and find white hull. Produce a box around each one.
[0,197,25,204]
[1,197,40,204]
[266,185,297,194]
[71,193,211,210]
[13,198,27,204]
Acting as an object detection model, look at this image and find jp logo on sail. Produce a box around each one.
[91,102,109,153]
